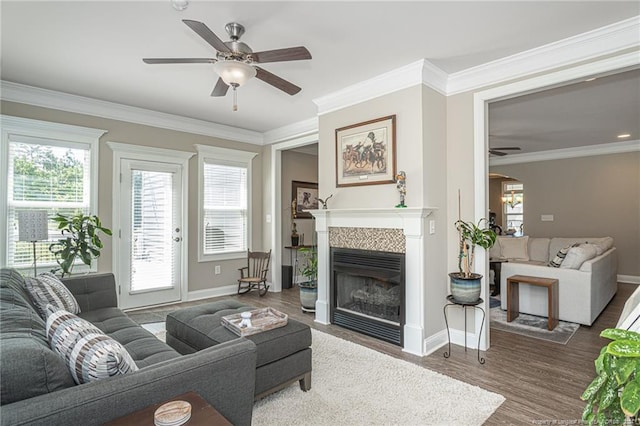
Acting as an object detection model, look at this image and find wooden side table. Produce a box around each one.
[507,274,559,331]
[103,392,232,426]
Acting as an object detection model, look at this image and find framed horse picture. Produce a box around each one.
[335,115,396,187]
[292,180,318,219]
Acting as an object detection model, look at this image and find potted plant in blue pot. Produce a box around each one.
[298,246,317,312]
[449,218,496,303]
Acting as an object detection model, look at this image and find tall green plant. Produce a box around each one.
[455,218,497,277]
[49,213,112,277]
[298,246,317,287]
[581,328,640,425]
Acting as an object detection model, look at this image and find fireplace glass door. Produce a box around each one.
[331,248,405,345]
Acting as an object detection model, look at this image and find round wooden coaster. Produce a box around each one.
[154,400,191,426]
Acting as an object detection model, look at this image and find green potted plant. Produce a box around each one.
[449,218,497,303]
[48,212,112,277]
[581,328,640,425]
[298,246,317,312]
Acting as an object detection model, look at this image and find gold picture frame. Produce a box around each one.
[335,115,396,187]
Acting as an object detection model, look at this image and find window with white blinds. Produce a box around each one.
[196,145,256,262]
[2,116,102,270]
[130,169,175,291]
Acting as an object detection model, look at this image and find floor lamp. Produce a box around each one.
[18,210,49,277]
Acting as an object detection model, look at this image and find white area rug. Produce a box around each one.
[252,329,505,425]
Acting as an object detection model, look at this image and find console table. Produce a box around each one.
[507,274,559,331]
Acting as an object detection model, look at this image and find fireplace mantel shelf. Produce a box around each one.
[308,207,437,216]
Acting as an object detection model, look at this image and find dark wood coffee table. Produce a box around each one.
[103,391,232,426]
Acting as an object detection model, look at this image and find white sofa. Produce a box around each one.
[493,236,618,326]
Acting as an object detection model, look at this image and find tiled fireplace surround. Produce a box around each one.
[310,208,435,356]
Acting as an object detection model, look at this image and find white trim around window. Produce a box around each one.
[195,144,258,262]
[0,115,106,272]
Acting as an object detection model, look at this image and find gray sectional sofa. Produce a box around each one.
[0,268,257,426]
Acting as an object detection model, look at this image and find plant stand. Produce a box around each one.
[443,295,485,364]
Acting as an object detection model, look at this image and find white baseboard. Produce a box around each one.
[423,329,448,356]
[186,285,237,301]
[619,275,640,285]
[186,281,275,301]
[449,328,481,350]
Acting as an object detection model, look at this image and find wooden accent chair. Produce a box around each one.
[238,250,271,296]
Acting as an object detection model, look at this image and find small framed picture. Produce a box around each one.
[335,115,396,187]
[292,181,318,219]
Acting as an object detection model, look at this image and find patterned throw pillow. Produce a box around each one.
[46,307,138,384]
[25,272,81,319]
[549,244,579,268]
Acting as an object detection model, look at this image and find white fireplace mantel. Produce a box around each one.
[310,207,437,356]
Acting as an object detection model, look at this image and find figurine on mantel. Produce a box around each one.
[318,194,333,209]
[395,171,407,208]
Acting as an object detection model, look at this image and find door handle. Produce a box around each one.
[173,237,182,242]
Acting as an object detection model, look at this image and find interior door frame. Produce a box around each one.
[106,141,194,308]
[269,133,319,293]
[473,52,639,350]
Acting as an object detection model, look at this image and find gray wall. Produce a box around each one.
[2,100,265,293]
[491,152,640,276]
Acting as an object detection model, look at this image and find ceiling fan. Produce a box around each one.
[489,147,521,156]
[143,20,312,110]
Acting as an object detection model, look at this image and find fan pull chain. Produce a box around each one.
[232,83,239,112]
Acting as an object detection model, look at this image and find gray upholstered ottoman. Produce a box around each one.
[165,300,312,399]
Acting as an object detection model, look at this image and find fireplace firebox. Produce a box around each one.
[330,247,405,345]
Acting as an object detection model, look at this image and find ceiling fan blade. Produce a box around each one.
[252,46,312,63]
[143,58,216,64]
[489,150,508,156]
[211,78,229,97]
[494,147,521,151]
[182,19,231,53]
[255,66,301,95]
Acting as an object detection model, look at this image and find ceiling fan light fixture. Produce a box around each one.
[213,60,256,87]
[171,0,189,11]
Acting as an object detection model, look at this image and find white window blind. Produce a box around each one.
[130,169,175,292]
[7,139,91,268]
[202,162,248,256]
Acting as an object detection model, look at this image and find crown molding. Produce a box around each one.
[489,140,640,166]
[263,116,318,144]
[313,59,448,116]
[0,81,264,145]
[448,15,640,95]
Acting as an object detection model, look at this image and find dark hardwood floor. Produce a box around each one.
[136,282,635,424]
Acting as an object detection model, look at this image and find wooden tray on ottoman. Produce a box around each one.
[221,307,288,337]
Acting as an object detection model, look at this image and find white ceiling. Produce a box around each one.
[1,1,639,142]
[489,69,640,154]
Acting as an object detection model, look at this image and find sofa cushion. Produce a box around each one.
[498,236,529,261]
[489,239,502,260]
[79,307,180,368]
[46,308,139,384]
[0,268,39,313]
[588,237,614,255]
[560,244,598,269]
[25,272,81,319]
[528,238,551,263]
[0,336,76,404]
